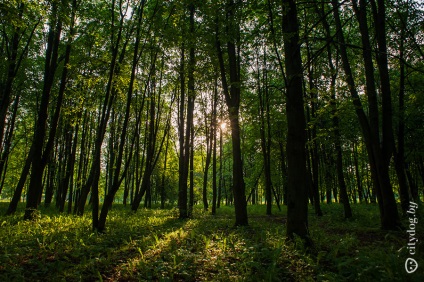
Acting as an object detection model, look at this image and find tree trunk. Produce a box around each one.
[212,71,218,215]
[393,6,410,214]
[24,3,62,220]
[161,131,170,209]
[0,3,38,147]
[217,111,223,209]
[178,42,188,218]
[216,1,248,226]
[189,124,194,215]
[353,142,363,203]
[202,132,212,211]
[258,54,273,216]
[327,40,352,218]
[282,0,309,241]
[178,4,196,219]
[333,0,400,229]
[0,95,20,196]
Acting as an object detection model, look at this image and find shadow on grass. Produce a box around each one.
[0,203,190,281]
[112,205,311,281]
[1,203,423,281]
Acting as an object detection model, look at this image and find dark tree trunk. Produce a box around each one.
[212,72,218,215]
[202,129,212,211]
[0,4,38,147]
[161,132,170,209]
[132,66,159,212]
[333,0,400,229]
[406,163,419,203]
[178,4,196,219]
[393,8,410,214]
[282,0,309,240]
[178,42,188,218]
[0,95,20,196]
[24,3,63,220]
[189,124,194,215]
[77,0,127,221]
[278,139,288,205]
[216,1,248,226]
[45,151,56,207]
[304,28,322,217]
[58,127,74,212]
[353,142,363,203]
[217,110,223,209]
[67,123,79,214]
[258,54,273,216]
[327,43,352,218]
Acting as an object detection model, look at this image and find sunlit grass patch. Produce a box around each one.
[1,202,423,281]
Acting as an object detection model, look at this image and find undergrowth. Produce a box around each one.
[0,203,423,281]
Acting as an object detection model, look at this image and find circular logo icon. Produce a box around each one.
[405,258,418,274]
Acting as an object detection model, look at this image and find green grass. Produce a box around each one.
[0,203,423,281]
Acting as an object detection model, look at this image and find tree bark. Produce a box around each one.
[77,0,127,222]
[216,0,248,226]
[0,95,20,196]
[282,0,309,240]
[24,2,63,220]
[212,72,219,215]
[333,0,400,229]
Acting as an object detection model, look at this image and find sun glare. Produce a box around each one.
[220,122,227,130]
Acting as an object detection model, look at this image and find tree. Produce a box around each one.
[281,0,309,240]
[332,0,400,229]
[24,0,66,220]
[0,2,40,153]
[178,2,196,219]
[76,0,131,230]
[257,49,274,216]
[317,1,352,218]
[215,0,248,226]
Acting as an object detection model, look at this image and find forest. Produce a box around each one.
[0,0,423,280]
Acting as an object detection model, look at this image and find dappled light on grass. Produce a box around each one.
[1,203,423,281]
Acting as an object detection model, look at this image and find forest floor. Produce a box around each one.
[0,202,423,281]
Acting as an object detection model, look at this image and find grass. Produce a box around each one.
[0,202,423,281]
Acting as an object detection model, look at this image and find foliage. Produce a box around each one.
[1,203,422,281]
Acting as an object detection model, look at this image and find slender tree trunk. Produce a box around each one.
[178,42,188,217]
[393,6,410,214]
[212,123,217,215]
[202,127,212,211]
[304,23,322,217]
[212,72,218,215]
[58,127,73,212]
[258,62,273,216]
[215,1,248,226]
[217,112,223,209]
[0,95,20,196]
[178,4,196,219]
[77,1,128,222]
[24,3,63,220]
[0,3,38,147]
[327,39,352,218]
[67,122,79,214]
[201,88,216,212]
[189,124,195,215]
[407,162,419,203]
[333,0,400,229]
[278,139,288,205]
[161,132,170,209]
[133,71,158,212]
[353,142,363,203]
